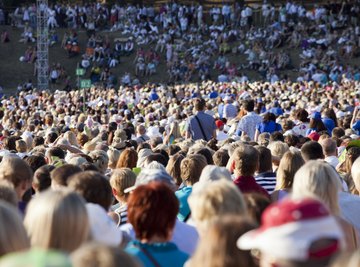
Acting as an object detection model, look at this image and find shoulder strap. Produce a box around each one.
[133,244,162,267]
[194,115,208,141]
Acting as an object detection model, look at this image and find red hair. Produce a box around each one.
[127,182,179,240]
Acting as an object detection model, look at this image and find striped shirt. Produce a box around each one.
[255,172,277,194]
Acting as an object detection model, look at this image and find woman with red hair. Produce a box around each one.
[125,182,189,267]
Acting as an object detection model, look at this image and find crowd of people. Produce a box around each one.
[0,72,358,266]
[1,1,360,267]
[2,0,359,88]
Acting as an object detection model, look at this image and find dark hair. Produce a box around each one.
[167,145,181,156]
[242,99,255,112]
[295,109,309,123]
[47,132,58,144]
[4,136,19,151]
[263,113,276,123]
[33,165,55,192]
[24,155,47,173]
[212,149,230,167]
[51,164,82,186]
[244,193,271,225]
[128,182,179,240]
[194,148,214,165]
[254,146,272,173]
[146,153,168,167]
[270,132,284,142]
[301,141,324,161]
[68,171,112,211]
[332,127,345,139]
[194,98,206,111]
[153,149,169,166]
[284,134,300,148]
[33,136,45,147]
[309,118,327,132]
[48,147,65,160]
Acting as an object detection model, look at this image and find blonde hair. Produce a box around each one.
[292,160,342,215]
[109,168,136,200]
[63,131,79,147]
[72,242,140,267]
[107,148,121,169]
[275,151,305,190]
[24,189,89,253]
[268,141,289,161]
[0,200,30,256]
[189,180,247,232]
[188,216,257,267]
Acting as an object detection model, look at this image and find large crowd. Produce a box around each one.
[2,0,360,89]
[1,1,360,267]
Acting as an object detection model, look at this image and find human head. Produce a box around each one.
[50,164,82,189]
[24,155,47,173]
[276,150,305,190]
[180,154,207,186]
[267,141,289,167]
[15,139,27,153]
[46,147,65,164]
[116,148,138,169]
[232,145,259,177]
[67,171,112,211]
[189,180,247,234]
[107,148,120,169]
[109,168,136,203]
[166,153,185,186]
[0,156,33,199]
[33,165,55,193]
[198,165,232,184]
[244,193,271,225]
[89,150,109,174]
[188,216,257,267]
[292,160,342,215]
[0,181,17,206]
[319,138,337,157]
[255,146,273,173]
[237,198,345,267]
[71,242,140,267]
[127,182,179,241]
[212,149,230,167]
[242,99,255,112]
[24,189,89,253]
[0,200,30,257]
[194,98,206,111]
[301,141,324,161]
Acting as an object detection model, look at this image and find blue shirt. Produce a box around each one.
[322,117,335,135]
[186,111,216,141]
[125,240,189,267]
[175,186,192,222]
[257,121,282,134]
[352,120,360,134]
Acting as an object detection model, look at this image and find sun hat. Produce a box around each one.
[124,168,176,193]
[237,198,344,262]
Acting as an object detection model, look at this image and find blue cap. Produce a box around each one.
[309,111,321,120]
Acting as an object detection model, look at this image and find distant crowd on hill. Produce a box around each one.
[1,0,359,89]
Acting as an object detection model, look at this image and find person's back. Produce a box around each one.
[125,240,188,267]
[186,98,216,141]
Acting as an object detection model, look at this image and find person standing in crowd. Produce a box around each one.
[236,99,262,140]
[186,98,216,141]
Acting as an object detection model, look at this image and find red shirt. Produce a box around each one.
[234,175,270,198]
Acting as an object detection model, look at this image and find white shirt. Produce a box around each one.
[339,192,360,236]
[324,155,339,169]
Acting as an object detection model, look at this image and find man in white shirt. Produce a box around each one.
[319,138,339,168]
